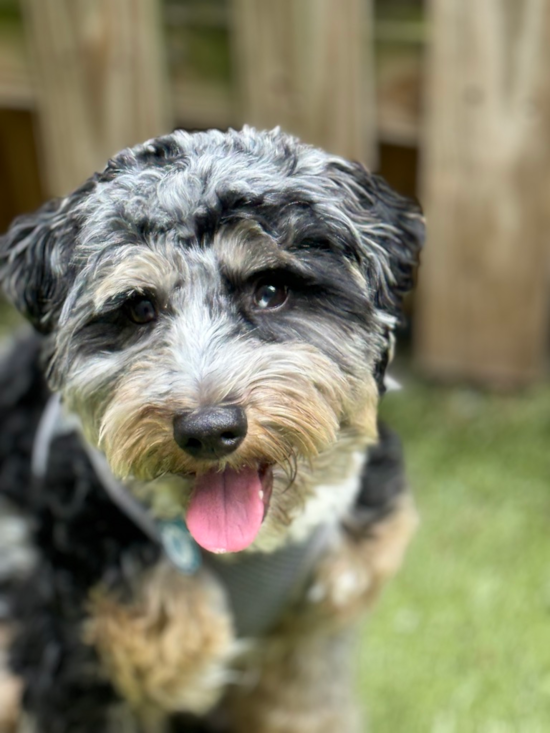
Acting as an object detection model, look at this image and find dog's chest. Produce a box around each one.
[284,450,366,544]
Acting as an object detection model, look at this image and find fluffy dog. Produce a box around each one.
[0,127,423,733]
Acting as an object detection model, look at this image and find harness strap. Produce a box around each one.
[206,524,330,637]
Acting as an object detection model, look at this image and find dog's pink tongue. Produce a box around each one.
[187,467,264,553]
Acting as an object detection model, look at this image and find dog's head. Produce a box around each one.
[0,128,423,552]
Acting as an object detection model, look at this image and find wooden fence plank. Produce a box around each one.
[231,0,376,166]
[20,0,171,197]
[416,0,550,386]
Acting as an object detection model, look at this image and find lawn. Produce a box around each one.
[359,375,550,733]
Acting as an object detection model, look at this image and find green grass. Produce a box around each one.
[358,377,550,732]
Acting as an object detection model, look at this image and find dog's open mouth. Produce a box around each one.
[186,464,273,554]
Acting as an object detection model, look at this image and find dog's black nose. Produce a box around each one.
[173,406,248,459]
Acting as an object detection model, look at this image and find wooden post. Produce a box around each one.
[416,0,550,386]
[20,0,171,197]
[231,0,377,167]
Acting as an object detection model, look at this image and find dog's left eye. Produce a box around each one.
[125,296,158,324]
[253,282,288,310]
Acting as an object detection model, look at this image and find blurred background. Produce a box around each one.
[0,0,549,730]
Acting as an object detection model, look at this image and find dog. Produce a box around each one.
[0,127,423,733]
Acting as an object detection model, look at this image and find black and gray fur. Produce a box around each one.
[0,127,423,732]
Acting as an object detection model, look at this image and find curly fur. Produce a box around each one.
[0,127,423,732]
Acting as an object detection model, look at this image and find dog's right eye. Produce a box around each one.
[253,282,289,311]
[125,296,158,324]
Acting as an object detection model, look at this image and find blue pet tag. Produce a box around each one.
[158,518,202,574]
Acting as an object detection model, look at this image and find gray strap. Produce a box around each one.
[31,394,79,478]
[206,524,331,637]
[32,395,160,542]
[82,443,160,542]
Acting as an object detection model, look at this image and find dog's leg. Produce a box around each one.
[1,544,172,733]
[226,626,362,733]
[224,494,417,733]
[304,494,418,625]
[7,581,138,733]
[86,563,236,725]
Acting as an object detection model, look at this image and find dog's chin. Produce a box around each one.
[183,463,274,554]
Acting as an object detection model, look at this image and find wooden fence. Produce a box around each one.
[0,0,548,386]
[417,0,550,386]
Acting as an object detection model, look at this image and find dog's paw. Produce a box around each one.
[86,564,236,717]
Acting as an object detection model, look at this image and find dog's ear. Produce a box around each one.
[328,160,425,325]
[0,182,94,334]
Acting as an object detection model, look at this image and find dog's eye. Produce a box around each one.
[125,296,158,324]
[253,282,288,310]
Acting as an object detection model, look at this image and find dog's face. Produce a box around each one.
[0,128,423,553]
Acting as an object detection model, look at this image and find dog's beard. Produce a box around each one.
[64,343,377,553]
